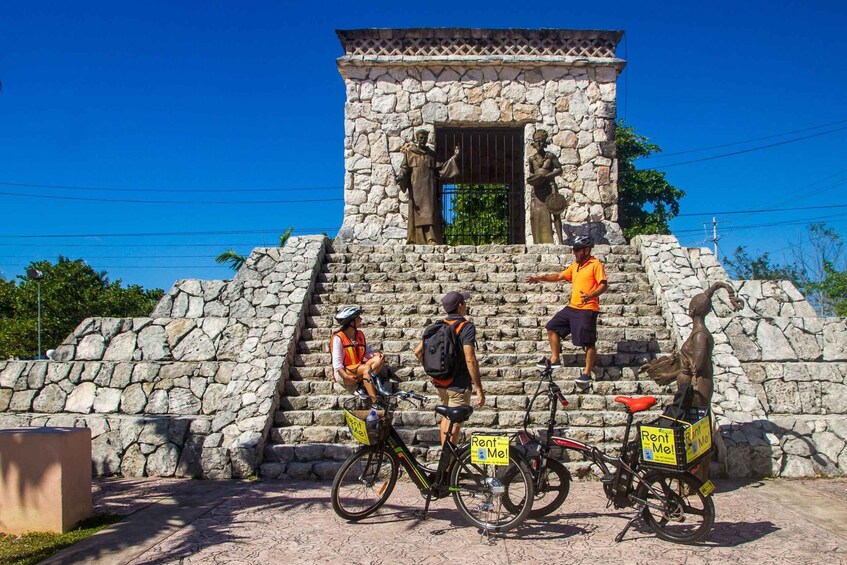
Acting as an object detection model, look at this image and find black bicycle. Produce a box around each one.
[330,378,535,533]
[512,360,716,543]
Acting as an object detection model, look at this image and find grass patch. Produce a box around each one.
[0,513,123,565]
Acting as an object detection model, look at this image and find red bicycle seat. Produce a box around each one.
[614,396,657,413]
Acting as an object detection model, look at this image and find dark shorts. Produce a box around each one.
[545,306,599,347]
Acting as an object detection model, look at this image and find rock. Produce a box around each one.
[93,388,122,413]
[138,325,170,361]
[103,332,137,361]
[168,388,202,415]
[120,444,147,476]
[121,383,148,414]
[33,384,67,413]
[173,329,216,361]
[147,443,180,477]
[65,382,97,413]
[77,334,107,360]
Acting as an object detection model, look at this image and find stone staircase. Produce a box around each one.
[260,244,678,480]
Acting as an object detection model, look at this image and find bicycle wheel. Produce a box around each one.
[450,445,534,532]
[331,446,399,521]
[635,470,715,544]
[529,457,571,518]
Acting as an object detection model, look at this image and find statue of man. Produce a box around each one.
[396,129,460,245]
[527,130,565,245]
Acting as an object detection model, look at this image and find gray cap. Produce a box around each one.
[442,291,471,313]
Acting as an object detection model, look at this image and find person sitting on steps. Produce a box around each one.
[330,306,385,403]
[525,235,608,386]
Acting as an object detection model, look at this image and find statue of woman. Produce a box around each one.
[640,282,743,408]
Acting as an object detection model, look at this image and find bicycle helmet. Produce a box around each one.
[571,235,594,250]
[335,305,363,328]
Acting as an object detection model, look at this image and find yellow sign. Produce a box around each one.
[639,426,678,465]
[345,410,371,445]
[685,415,712,461]
[471,435,509,466]
[699,480,715,497]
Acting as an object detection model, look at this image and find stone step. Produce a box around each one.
[295,336,673,355]
[313,280,651,296]
[277,387,674,412]
[322,263,649,277]
[303,312,664,330]
[312,292,657,307]
[324,244,640,259]
[299,321,670,342]
[306,305,664,323]
[259,446,613,481]
[266,412,658,453]
[316,271,649,285]
[281,376,675,397]
[292,349,661,370]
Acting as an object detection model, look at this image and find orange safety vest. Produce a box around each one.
[330,330,367,370]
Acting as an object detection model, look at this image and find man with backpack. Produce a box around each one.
[415,291,485,445]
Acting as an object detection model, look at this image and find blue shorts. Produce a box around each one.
[545,306,599,347]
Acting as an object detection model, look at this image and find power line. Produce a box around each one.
[1,263,231,269]
[646,125,847,170]
[673,212,847,235]
[641,118,847,160]
[0,191,343,205]
[0,181,342,193]
[0,228,334,239]
[677,203,847,218]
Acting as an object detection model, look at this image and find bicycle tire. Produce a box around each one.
[635,470,715,544]
[331,446,399,521]
[529,457,571,518]
[450,445,534,532]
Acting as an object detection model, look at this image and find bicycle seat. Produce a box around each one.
[435,405,474,423]
[614,396,657,413]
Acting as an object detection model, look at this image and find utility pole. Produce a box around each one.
[26,268,44,359]
[704,217,720,260]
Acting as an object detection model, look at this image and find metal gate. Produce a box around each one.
[436,127,525,245]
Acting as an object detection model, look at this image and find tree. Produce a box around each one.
[215,249,246,272]
[217,228,296,272]
[279,226,295,247]
[723,247,803,283]
[0,257,164,359]
[616,120,685,240]
[443,185,509,245]
[722,222,847,317]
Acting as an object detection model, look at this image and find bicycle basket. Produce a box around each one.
[638,407,712,471]
[342,397,387,446]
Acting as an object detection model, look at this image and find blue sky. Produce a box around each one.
[1,0,845,290]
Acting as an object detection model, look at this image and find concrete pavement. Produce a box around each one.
[42,476,847,564]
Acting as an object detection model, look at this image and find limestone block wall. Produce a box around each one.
[636,235,847,477]
[336,29,626,245]
[0,236,329,478]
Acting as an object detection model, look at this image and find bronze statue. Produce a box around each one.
[396,129,460,245]
[527,130,565,245]
[639,282,743,482]
[640,282,743,408]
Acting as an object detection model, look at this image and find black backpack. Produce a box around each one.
[421,319,467,387]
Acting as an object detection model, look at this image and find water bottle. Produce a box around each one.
[365,408,380,432]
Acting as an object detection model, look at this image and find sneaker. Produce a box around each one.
[575,373,593,386]
[536,358,563,369]
[354,385,369,399]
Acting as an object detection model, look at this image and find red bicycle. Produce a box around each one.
[511,360,716,544]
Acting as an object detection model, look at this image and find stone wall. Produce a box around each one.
[0,236,329,478]
[336,28,626,245]
[636,235,847,477]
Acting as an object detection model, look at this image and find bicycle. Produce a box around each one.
[330,376,535,533]
[511,359,716,544]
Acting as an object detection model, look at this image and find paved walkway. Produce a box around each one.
[43,477,847,564]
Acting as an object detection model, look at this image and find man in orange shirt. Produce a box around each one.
[525,235,608,386]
